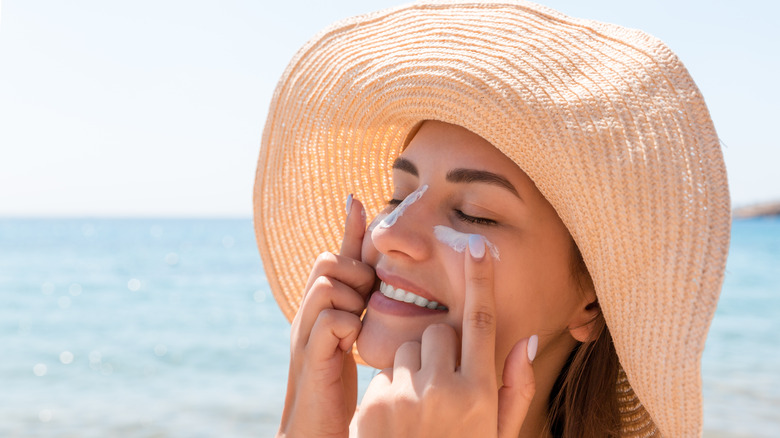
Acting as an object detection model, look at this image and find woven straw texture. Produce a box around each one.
[253,1,731,436]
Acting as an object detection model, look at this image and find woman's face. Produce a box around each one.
[357,121,593,379]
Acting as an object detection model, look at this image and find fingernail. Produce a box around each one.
[346,345,353,355]
[346,194,353,216]
[468,234,485,260]
[527,334,538,363]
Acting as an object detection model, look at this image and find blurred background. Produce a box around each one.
[1,1,778,436]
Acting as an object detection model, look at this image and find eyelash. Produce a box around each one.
[455,209,497,225]
[386,199,497,226]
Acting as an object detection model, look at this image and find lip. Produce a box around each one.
[375,268,444,306]
[367,268,448,317]
[368,292,446,317]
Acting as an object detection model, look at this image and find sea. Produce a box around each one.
[0,217,777,437]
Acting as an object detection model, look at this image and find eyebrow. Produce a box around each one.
[447,168,521,199]
[392,157,418,176]
[392,157,521,200]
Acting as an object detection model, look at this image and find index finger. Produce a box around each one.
[460,234,497,380]
[340,194,366,260]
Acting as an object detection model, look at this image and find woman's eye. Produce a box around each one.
[387,198,402,206]
[455,209,497,226]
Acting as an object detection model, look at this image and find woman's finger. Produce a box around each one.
[393,340,422,382]
[340,195,366,260]
[497,336,537,438]
[306,308,363,362]
[303,251,375,300]
[294,275,367,347]
[420,323,459,373]
[460,234,497,381]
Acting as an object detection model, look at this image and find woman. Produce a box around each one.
[253,1,730,436]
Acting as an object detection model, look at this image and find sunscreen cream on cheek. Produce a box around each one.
[433,225,500,260]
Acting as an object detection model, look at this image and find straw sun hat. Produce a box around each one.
[253,0,730,436]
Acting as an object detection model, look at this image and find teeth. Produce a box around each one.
[379,281,447,310]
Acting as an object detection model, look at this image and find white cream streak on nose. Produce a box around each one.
[367,213,388,232]
[377,185,428,229]
[433,225,500,261]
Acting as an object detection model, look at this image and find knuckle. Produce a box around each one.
[393,387,425,416]
[312,275,334,289]
[307,252,336,283]
[469,273,492,289]
[314,251,337,267]
[421,380,447,403]
[316,308,339,325]
[467,308,495,331]
[356,397,382,419]
[303,276,334,304]
[395,392,418,412]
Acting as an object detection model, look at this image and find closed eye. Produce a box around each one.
[455,209,496,226]
[388,197,496,225]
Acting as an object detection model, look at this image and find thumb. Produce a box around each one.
[497,335,537,438]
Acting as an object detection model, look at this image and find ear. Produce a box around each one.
[568,300,600,343]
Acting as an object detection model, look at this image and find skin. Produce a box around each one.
[277,121,597,438]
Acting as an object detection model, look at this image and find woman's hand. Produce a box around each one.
[356,235,537,438]
[277,196,374,438]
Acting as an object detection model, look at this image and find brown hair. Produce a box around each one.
[546,243,622,437]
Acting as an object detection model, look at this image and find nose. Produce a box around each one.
[370,186,433,261]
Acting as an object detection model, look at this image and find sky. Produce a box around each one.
[1,0,778,217]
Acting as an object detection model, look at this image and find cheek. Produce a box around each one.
[490,249,581,356]
[490,261,582,379]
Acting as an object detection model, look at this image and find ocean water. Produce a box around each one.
[702,217,780,437]
[0,218,778,437]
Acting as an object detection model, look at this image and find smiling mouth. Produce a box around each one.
[379,281,448,311]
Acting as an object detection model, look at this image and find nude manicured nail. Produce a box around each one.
[527,334,538,363]
[346,193,353,216]
[468,234,486,260]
